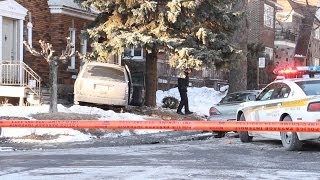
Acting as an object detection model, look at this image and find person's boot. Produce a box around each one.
[177,111,184,115]
[185,111,193,115]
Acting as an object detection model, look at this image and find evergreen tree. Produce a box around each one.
[75,0,242,107]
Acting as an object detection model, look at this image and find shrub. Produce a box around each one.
[162,96,179,109]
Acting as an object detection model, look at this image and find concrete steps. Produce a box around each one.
[26,86,74,106]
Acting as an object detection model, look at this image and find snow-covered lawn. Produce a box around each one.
[0,87,225,143]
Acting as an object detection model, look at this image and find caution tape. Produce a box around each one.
[1,120,320,132]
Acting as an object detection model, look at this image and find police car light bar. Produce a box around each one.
[275,66,320,79]
[278,68,297,74]
[296,66,320,72]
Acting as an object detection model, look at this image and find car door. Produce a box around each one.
[244,84,275,123]
[124,64,133,103]
[217,92,256,120]
[215,93,242,120]
[246,84,276,136]
[255,83,291,139]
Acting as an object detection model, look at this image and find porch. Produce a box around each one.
[0,62,41,105]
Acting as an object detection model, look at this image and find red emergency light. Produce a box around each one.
[277,68,298,75]
[274,66,320,79]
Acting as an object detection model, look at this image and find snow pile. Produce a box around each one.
[156,87,225,116]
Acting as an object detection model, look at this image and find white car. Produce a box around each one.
[74,62,132,107]
[236,68,320,151]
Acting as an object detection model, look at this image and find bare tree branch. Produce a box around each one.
[23,41,42,57]
[38,40,55,62]
[23,38,77,113]
[60,37,75,62]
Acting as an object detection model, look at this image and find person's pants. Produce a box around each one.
[177,89,189,112]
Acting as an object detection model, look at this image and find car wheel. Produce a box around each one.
[238,114,253,142]
[280,116,303,151]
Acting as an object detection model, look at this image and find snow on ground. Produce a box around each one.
[156,86,226,116]
[0,87,226,144]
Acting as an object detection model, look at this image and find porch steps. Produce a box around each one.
[41,87,51,105]
[39,87,72,105]
[26,92,41,105]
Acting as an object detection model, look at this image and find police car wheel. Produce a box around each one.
[280,116,303,151]
[238,114,253,142]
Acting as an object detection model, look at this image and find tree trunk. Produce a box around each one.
[49,57,58,113]
[145,48,158,107]
[229,0,248,93]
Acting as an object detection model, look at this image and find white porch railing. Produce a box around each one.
[0,62,41,97]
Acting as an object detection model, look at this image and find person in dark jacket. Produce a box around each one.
[177,68,193,115]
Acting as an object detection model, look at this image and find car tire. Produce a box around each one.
[280,116,303,151]
[238,114,253,142]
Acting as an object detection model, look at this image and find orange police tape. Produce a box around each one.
[1,120,320,132]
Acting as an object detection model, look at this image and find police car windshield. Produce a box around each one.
[295,80,320,96]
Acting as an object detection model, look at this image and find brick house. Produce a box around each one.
[0,0,96,105]
[308,5,320,66]
[247,0,282,88]
[275,0,320,68]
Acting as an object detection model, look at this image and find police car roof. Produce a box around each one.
[274,77,320,83]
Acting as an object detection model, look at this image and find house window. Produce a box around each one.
[264,4,274,28]
[314,58,320,66]
[27,22,33,47]
[69,28,76,69]
[80,30,87,55]
[123,46,143,60]
[314,28,320,40]
[265,47,273,60]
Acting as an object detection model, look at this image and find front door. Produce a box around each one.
[2,17,15,63]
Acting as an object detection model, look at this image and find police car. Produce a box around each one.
[236,66,320,151]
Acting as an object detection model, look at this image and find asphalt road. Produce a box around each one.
[1,132,320,179]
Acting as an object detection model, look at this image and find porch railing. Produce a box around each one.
[0,62,41,97]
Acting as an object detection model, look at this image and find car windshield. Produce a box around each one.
[219,92,254,104]
[82,65,125,81]
[295,80,320,96]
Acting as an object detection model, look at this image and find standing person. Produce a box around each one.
[177,68,193,115]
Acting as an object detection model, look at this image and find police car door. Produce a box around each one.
[257,82,290,139]
[250,83,277,137]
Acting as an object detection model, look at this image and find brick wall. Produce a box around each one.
[248,0,275,49]
[248,0,262,44]
[17,0,91,87]
[17,0,51,86]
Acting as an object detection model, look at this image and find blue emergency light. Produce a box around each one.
[296,66,320,72]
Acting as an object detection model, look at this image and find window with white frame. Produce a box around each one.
[314,58,320,66]
[265,47,274,60]
[80,30,87,55]
[314,27,320,40]
[123,46,143,60]
[27,22,33,47]
[69,28,76,69]
[264,4,274,28]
